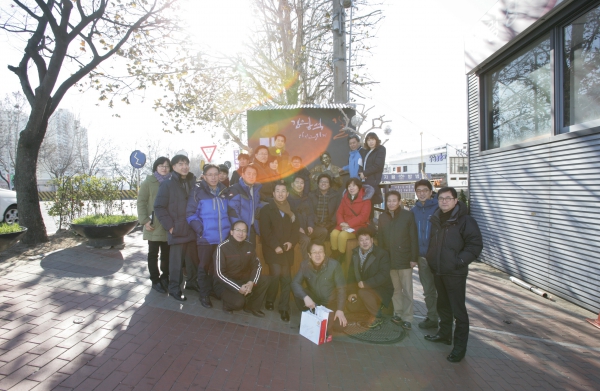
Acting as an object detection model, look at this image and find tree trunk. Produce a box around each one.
[15,107,51,244]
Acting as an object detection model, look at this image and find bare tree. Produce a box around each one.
[1,0,181,243]
[338,104,391,142]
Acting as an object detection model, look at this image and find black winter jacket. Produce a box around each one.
[425,201,483,276]
[213,238,262,292]
[258,200,300,265]
[378,207,419,269]
[359,145,386,205]
[348,245,393,306]
[288,189,315,232]
[292,259,346,311]
[153,171,197,245]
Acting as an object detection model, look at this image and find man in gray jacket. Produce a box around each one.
[292,241,347,328]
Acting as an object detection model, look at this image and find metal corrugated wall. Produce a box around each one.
[467,74,600,313]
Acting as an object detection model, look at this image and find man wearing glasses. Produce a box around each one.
[213,221,270,317]
[412,179,440,330]
[423,187,483,363]
[154,154,198,302]
[292,241,348,329]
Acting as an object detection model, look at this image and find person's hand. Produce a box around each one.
[359,173,365,180]
[358,281,365,289]
[169,228,173,234]
[340,222,349,229]
[242,281,254,295]
[304,296,316,309]
[144,222,154,231]
[410,262,418,268]
[275,246,283,254]
[283,242,292,251]
[347,294,357,302]
[239,285,248,295]
[307,227,313,235]
[335,310,347,327]
[299,228,305,234]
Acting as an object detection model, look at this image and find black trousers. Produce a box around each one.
[147,241,169,284]
[266,262,292,311]
[434,274,469,350]
[345,288,382,317]
[219,275,271,311]
[196,244,217,298]
[168,242,198,295]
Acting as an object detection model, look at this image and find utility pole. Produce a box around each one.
[333,0,348,103]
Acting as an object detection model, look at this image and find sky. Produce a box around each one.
[0,0,499,167]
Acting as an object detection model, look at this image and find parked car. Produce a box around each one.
[0,189,18,224]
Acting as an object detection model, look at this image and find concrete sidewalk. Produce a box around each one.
[0,231,598,390]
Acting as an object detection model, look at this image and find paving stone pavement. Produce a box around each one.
[0,231,599,391]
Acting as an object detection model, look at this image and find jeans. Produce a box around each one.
[196,244,217,297]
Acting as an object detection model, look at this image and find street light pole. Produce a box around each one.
[333,0,348,103]
[420,132,424,179]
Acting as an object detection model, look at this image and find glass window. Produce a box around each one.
[563,4,600,128]
[485,35,552,149]
[450,157,468,174]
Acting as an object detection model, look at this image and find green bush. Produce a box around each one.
[0,223,25,234]
[72,215,137,226]
[47,174,126,230]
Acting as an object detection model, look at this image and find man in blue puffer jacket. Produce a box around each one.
[227,164,263,246]
[341,134,363,178]
[186,164,231,309]
[412,179,440,330]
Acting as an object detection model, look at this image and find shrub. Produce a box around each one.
[0,223,24,234]
[72,215,137,226]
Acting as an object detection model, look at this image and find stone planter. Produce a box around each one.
[70,220,138,248]
[0,227,27,252]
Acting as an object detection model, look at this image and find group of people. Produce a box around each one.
[137,131,483,363]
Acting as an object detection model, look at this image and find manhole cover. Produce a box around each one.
[343,318,408,345]
[73,317,84,324]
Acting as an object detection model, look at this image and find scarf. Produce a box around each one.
[153,171,171,183]
[359,245,373,272]
[274,199,295,223]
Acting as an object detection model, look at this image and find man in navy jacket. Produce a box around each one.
[227,164,263,246]
[154,154,197,302]
[412,179,439,329]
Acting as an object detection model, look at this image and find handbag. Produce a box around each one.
[299,306,332,345]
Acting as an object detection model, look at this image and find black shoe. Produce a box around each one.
[169,292,187,302]
[223,307,233,314]
[424,334,452,345]
[447,349,466,363]
[390,315,403,325]
[265,301,274,311]
[152,282,166,294]
[244,308,266,318]
[185,284,199,292]
[200,296,212,308]
[159,276,169,291]
[280,310,290,322]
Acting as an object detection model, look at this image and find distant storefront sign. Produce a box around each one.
[381,173,431,182]
[389,184,416,193]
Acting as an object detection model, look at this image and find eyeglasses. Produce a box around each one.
[438,197,456,202]
[233,229,248,234]
[310,251,325,255]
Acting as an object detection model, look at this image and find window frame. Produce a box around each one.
[479,0,600,153]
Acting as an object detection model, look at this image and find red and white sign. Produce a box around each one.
[201,145,217,163]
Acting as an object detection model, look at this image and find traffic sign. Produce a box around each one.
[201,145,217,163]
[129,150,146,168]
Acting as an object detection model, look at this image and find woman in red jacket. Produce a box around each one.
[330,178,374,262]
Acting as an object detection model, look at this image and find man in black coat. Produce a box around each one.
[154,154,197,302]
[378,190,419,330]
[424,187,483,363]
[213,221,270,317]
[259,183,299,322]
[347,228,393,328]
